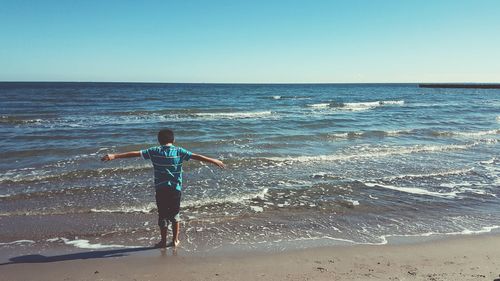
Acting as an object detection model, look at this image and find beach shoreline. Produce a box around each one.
[1,233,500,281]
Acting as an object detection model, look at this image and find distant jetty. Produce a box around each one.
[419,83,500,89]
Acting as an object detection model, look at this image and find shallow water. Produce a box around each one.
[0,82,499,253]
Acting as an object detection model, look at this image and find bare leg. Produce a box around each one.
[172,222,180,247]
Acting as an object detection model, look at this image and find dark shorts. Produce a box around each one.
[155,188,181,228]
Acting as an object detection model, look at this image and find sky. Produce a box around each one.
[1,0,499,83]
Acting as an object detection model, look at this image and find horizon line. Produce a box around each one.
[1,80,500,85]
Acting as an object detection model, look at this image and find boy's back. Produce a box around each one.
[140,145,192,191]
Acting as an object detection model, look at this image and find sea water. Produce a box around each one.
[0,82,498,253]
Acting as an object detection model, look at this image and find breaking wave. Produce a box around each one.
[91,188,269,214]
[267,142,478,163]
[363,182,459,199]
[307,100,404,111]
[342,100,404,111]
[192,111,273,119]
[432,129,499,138]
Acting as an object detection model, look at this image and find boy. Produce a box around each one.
[101,129,225,248]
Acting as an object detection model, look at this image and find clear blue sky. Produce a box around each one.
[1,0,499,83]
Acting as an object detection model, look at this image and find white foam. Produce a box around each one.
[435,129,499,138]
[381,225,500,241]
[364,182,458,198]
[91,202,156,214]
[250,206,264,213]
[272,96,281,100]
[284,236,367,245]
[340,100,404,111]
[193,111,272,119]
[480,157,496,165]
[13,110,275,128]
[338,199,360,207]
[328,129,412,139]
[381,167,474,181]
[380,100,405,105]
[91,188,269,214]
[0,116,45,124]
[48,237,138,249]
[311,172,341,179]
[349,200,360,206]
[385,129,413,136]
[307,103,330,108]
[268,143,476,163]
[289,225,500,247]
[342,101,381,111]
[328,132,363,139]
[1,163,151,184]
[328,132,349,138]
[184,188,269,208]
[0,240,35,245]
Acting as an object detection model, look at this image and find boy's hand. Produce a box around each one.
[190,153,226,169]
[101,154,115,161]
[213,159,225,169]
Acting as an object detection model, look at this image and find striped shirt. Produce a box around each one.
[140,145,192,191]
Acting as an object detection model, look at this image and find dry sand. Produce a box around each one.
[1,234,500,281]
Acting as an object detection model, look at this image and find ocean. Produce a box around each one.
[0,82,499,254]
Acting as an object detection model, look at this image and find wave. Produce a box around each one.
[307,103,331,108]
[380,167,474,181]
[324,128,498,141]
[310,172,343,179]
[342,101,382,111]
[305,100,404,111]
[46,237,138,249]
[90,188,269,215]
[5,110,276,128]
[336,198,360,208]
[268,96,311,100]
[0,240,35,246]
[431,129,499,138]
[379,225,500,244]
[0,187,268,216]
[108,108,199,116]
[277,225,500,247]
[342,100,404,111]
[363,182,458,198]
[0,115,47,125]
[327,129,413,139]
[192,111,273,119]
[267,142,478,163]
[0,164,151,185]
[108,109,275,119]
[90,203,156,214]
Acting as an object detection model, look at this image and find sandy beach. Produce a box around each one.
[1,234,499,281]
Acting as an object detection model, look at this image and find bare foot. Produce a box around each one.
[166,240,180,248]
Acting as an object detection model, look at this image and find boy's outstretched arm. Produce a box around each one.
[101,151,141,161]
[191,153,225,169]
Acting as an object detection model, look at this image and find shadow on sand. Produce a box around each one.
[0,246,156,266]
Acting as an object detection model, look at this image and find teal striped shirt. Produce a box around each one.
[140,145,192,191]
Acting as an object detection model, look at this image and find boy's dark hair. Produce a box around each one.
[158,129,174,145]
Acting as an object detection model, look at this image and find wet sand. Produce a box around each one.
[1,234,500,281]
